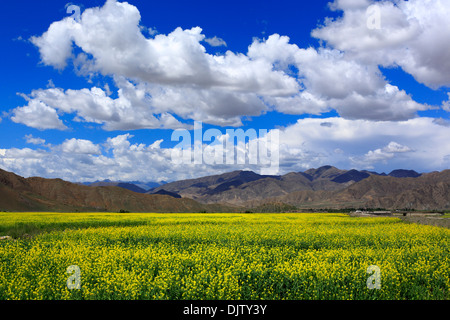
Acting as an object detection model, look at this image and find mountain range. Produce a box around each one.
[1,166,449,212]
[148,166,435,207]
[0,169,231,213]
[147,166,450,210]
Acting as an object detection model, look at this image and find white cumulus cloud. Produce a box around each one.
[26,0,304,128]
[61,138,101,155]
[11,100,67,130]
[312,0,450,89]
[249,34,429,120]
[17,82,187,131]
[276,117,450,172]
[24,135,46,146]
[350,141,413,168]
[1,117,450,182]
[19,0,447,129]
[204,36,227,47]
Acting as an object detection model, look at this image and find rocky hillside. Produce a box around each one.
[0,169,232,213]
[1,166,446,212]
[149,166,424,206]
[270,170,450,210]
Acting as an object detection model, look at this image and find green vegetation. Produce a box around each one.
[0,212,448,300]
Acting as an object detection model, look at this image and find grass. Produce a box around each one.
[0,212,449,300]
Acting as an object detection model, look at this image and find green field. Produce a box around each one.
[0,212,448,300]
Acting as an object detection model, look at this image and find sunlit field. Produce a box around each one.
[0,212,448,300]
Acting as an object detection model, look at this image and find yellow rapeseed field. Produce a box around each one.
[0,212,448,300]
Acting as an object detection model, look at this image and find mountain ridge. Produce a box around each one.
[148,166,423,205]
[0,169,235,213]
[1,166,445,212]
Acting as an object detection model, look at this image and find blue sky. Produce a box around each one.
[1,0,450,182]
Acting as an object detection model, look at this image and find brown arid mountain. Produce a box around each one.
[0,169,235,213]
[269,170,450,210]
[148,166,350,204]
[149,166,401,206]
[1,166,447,212]
[148,170,272,200]
[149,166,449,210]
[344,170,450,210]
